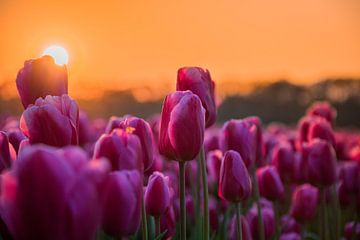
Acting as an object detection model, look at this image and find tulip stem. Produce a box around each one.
[321,189,329,240]
[252,169,265,240]
[155,217,161,238]
[141,195,148,240]
[236,202,243,240]
[179,161,186,240]
[199,147,210,240]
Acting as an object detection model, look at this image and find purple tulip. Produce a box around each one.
[339,161,360,195]
[16,55,68,108]
[104,116,124,134]
[177,67,216,128]
[279,232,301,240]
[102,170,142,237]
[306,101,336,124]
[228,215,253,240]
[208,196,219,232]
[344,221,360,240]
[218,150,252,203]
[93,128,142,171]
[244,116,265,167]
[160,206,176,239]
[220,119,258,168]
[20,94,79,147]
[307,139,337,187]
[307,118,335,147]
[280,215,301,234]
[206,150,223,188]
[290,184,319,222]
[271,142,295,182]
[159,91,205,161]
[204,127,220,153]
[247,206,275,240]
[145,172,170,217]
[0,132,16,173]
[5,128,26,153]
[257,166,285,201]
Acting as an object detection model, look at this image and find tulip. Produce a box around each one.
[0,132,16,173]
[204,127,220,153]
[206,150,223,189]
[228,215,253,240]
[159,90,205,240]
[0,145,101,240]
[104,116,124,134]
[159,90,205,161]
[177,67,216,128]
[271,142,295,182]
[339,161,360,195]
[257,166,285,201]
[102,170,142,237]
[344,221,360,240]
[144,172,170,236]
[306,101,337,124]
[5,128,26,153]
[244,116,265,167]
[307,118,335,147]
[20,94,79,147]
[289,184,319,222]
[219,150,252,240]
[93,128,142,171]
[208,196,219,232]
[307,139,337,187]
[160,206,176,239]
[16,55,68,108]
[280,215,301,234]
[279,232,301,240]
[247,206,275,240]
[220,119,257,168]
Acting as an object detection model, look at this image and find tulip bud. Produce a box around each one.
[279,232,301,240]
[271,142,295,182]
[307,118,335,147]
[306,101,336,124]
[145,172,170,217]
[344,221,360,240]
[206,150,223,188]
[0,132,16,173]
[177,67,216,128]
[93,128,142,171]
[218,150,252,203]
[5,128,26,153]
[16,56,68,108]
[20,94,79,147]
[290,184,319,222]
[102,170,142,237]
[159,91,205,161]
[339,161,359,195]
[104,116,124,134]
[220,119,258,168]
[247,206,275,240]
[257,166,285,201]
[228,215,253,240]
[204,127,220,153]
[307,139,337,187]
[244,116,265,167]
[280,215,301,234]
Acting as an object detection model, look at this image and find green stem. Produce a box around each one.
[236,203,243,240]
[331,185,340,239]
[199,147,210,240]
[179,161,186,240]
[155,217,161,238]
[322,189,329,240]
[141,195,148,240]
[274,201,280,238]
[252,169,265,240]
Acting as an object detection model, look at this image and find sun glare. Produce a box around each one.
[42,45,69,65]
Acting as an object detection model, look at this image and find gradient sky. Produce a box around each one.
[1,0,360,100]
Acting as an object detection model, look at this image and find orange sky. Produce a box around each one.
[0,0,360,100]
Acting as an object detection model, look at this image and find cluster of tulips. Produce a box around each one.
[0,55,359,240]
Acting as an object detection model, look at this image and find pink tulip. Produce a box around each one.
[93,128,142,171]
[102,170,142,237]
[16,56,68,108]
[307,139,337,187]
[0,132,16,173]
[220,119,258,168]
[271,142,295,182]
[290,184,319,222]
[145,172,170,217]
[228,215,253,240]
[20,94,79,147]
[218,150,252,203]
[306,101,336,124]
[5,128,26,153]
[257,166,285,201]
[177,67,216,128]
[159,91,205,161]
[339,161,360,195]
[307,118,335,147]
[247,206,275,240]
[206,150,223,188]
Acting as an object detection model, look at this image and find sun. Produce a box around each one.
[42,45,69,65]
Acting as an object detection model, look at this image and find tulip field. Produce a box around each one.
[0,56,359,240]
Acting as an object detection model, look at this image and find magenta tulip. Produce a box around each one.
[307,139,337,187]
[93,128,142,171]
[159,91,205,161]
[160,206,176,239]
[257,166,285,201]
[0,132,16,173]
[206,150,223,188]
[177,67,216,128]
[5,128,26,153]
[279,232,301,240]
[220,119,258,168]
[16,55,68,108]
[344,221,360,240]
[20,94,79,147]
[290,184,319,222]
[339,161,359,195]
[307,118,335,147]
[280,215,301,234]
[247,206,275,240]
[228,215,253,240]
[306,102,336,124]
[145,172,170,217]
[271,142,295,182]
[218,150,252,203]
[102,170,142,237]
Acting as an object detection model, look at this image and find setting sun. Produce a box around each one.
[42,45,69,65]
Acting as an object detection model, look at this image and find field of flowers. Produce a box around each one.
[0,55,359,240]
